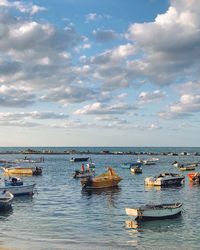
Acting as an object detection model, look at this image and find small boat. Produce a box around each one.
[141,159,157,165]
[81,167,122,189]
[172,161,182,167]
[70,157,89,162]
[15,156,44,163]
[188,172,200,183]
[130,166,142,174]
[121,162,142,169]
[1,177,36,196]
[179,164,196,171]
[2,166,42,175]
[145,173,185,187]
[5,177,23,186]
[0,190,14,210]
[125,202,182,221]
[73,170,95,179]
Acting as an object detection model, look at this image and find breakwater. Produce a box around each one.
[0,147,200,156]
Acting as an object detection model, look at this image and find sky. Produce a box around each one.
[0,0,200,147]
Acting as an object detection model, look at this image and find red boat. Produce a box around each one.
[188,172,200,183]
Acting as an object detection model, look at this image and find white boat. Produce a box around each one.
[142,159,156,165]
[1,177,35,196]
[0,190,14,210]
[172,161,182,167]
[130,166,142,174]
[145,173,185,186]
[125,202,182,221]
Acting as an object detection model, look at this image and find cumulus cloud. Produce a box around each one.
[158,92,200,120]
[41,86,97,105]
[139,90,166,104]
[0,0,46,15]
[0,85,35,107]
[0,111,68,121]
[125,0,200,85]
[85,13,110,22]
[74,102,137,115]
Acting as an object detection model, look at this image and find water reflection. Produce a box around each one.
[125,216,183,233]
[13,195,34,204]
[81,186,121,207]
[145,185,184,192]
[0,207,13,219]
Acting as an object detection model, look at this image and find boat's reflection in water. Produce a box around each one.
[125,215,183,232]
[145,185,184,192]
[0,207,13,219]
[82,186,121,207]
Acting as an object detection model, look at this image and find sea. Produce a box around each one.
[0,146,200,250]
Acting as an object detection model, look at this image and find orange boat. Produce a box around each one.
[81,167,122,189]
[188,172,200,183]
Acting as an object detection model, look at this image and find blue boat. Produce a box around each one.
[121,162,142,169]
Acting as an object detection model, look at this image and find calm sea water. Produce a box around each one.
[0,147,200,250]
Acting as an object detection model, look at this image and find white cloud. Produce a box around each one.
[125,0,200,85]
[0,85,35,107]
[139,90,165,104]
[0,0,46,15]
[74,102,137,115]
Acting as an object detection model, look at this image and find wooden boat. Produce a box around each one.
[73,170,95,179]
[81,167,122,189]
[130,166,142,174]
[188,172,200,183]
[70,157,89,162]
[125,202,182,221]
[145,173,185,187]
[2,166,42,175]
[0,190,14,210]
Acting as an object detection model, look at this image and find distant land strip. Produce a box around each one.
[0,148,200,156]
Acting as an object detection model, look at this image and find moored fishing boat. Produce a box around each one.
[188,172,200,183]
[130,166,142,174]
[2,166,42,176]
[81,167,122,189]
[0,190,14,210]
[145,173,185,187]
[125,202,182,221]
[179,164,196,171]
[70,157,89,162]
[121,162,142,169]
[172,161,182,167]
[2,177,36,196]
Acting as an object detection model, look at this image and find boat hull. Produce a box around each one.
[0,191,14,210]
[82,178,121,189]
[2,167,42,176]
[70,157,89,162]
[0,184,35,196]
[130,167,142,174]
[126,203,182,221]
[145,174,185,187]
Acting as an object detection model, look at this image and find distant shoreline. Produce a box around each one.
[0,148,200,156]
